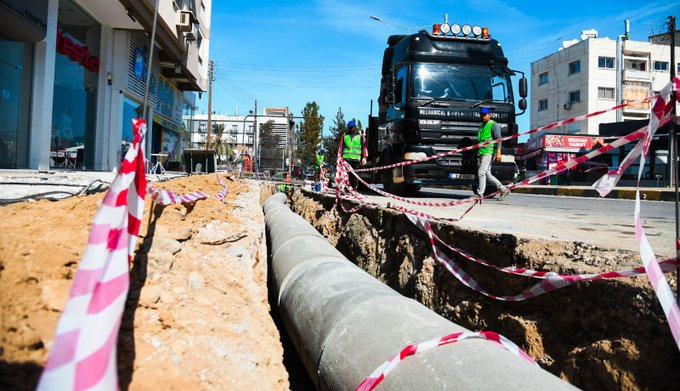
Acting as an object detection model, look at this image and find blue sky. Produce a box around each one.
[197,0,679,137]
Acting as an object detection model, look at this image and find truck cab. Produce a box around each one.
[366,21,528,195]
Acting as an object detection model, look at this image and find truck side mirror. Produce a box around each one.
[519,76,528,98]
[518,98,527,111]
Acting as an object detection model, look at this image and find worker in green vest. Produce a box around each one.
[476,107,510,200]
[339,119,366,189]
[314,147,326,183]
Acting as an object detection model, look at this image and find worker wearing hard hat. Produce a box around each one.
[476,107,510,200]
[339,119,367,189]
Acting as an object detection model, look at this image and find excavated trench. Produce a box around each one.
[278,186,679,390]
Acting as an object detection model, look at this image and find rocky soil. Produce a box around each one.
[290,188,680,391]
[0,175,289,390]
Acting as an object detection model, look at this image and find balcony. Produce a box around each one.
[623,68,650,81]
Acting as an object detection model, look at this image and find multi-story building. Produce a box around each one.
[525,28,678,185]
[185,108,293,169]
[530,29,678,135]
[0,0,211,170]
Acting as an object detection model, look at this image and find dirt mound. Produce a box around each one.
[290,189,680,390]
[0,175,289,390]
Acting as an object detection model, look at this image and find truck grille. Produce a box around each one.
[420,121,478,167]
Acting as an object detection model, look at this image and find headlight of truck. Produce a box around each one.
[404,152,428,160]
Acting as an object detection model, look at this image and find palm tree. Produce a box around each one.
[212,123,226,164]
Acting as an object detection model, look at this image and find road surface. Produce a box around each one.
[360,186,676,259]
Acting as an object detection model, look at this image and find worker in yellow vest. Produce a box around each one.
[338,119,367,189]
[477,107,510,200]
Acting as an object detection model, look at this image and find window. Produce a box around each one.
[538,99,548,111]
[598,56,614,69]
[598,87,615,99]
[538,72,549,86]
[568,90,581,103]
[568,60,581,75]
[653,61,668,71]
[677,63,680,73]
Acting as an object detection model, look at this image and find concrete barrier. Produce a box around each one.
[264,193,576,390]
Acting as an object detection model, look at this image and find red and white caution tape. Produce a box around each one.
[621,77,680,350]
[427,219,680,279]
[356,330,536,391]
[353,97,651,174]
[407,213,678,301]
[147,173,230,205]
[38,118,148,390]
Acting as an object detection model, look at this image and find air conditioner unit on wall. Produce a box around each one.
[563,103,571,110]
[177,10,196,32]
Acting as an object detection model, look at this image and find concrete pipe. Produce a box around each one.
[264,193,575,390]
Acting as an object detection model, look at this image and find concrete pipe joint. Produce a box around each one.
[263,193,575,390]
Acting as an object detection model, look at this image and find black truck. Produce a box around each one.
[365,19,528,195]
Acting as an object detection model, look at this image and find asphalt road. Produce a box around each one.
[360,186,677,259]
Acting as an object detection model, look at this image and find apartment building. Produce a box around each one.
[0,0,211,170]
[185,108,293,167]
[530,29,678,135]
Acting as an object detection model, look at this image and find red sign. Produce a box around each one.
[56,29,99,72]
[545,135,595,150]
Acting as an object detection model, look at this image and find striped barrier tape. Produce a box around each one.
[37,118,148,390]
[356,330,536,391]
[353,96,652,174]
[147,173,230,205]
[406,213,676,302]
[427,218,680,279]
[627,78,680,350]
[335,123,647,222]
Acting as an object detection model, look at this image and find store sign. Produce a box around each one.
[56,29,99,72]
[545,135,594,150]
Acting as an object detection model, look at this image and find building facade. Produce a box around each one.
[0,0,211,170]
[185,108,294,170]
[526,29,678,186]
[530,30,678,135]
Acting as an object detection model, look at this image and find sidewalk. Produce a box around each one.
[0,169,187,204]
[513,184,677,201]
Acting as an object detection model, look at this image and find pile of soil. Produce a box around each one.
[0,175,289,390]
[290,189,680,390]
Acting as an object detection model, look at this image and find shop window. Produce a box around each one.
[51,0,100,169]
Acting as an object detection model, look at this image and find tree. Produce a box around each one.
[297,102,324,167]
[323,107,346,164]
[212,123,226,164]
[258,120,281,170]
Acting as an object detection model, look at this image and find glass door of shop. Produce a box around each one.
[0,40,24,168]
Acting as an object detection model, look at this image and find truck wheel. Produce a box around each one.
[381,151,405,196]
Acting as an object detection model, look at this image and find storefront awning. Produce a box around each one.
[0,1,48,42]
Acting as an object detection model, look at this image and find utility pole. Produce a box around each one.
[253,99,258,172]
[287,106,292,181]
[206,59,214,150]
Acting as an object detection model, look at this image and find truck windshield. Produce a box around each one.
[410,63,512,103]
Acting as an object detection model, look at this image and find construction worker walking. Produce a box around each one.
[338,119,367,190]
[476,107,510,200]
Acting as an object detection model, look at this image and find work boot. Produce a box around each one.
[498,188,510,201]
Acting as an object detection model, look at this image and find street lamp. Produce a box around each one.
[369,15,429,34]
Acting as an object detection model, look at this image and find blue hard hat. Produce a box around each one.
[347,120,356,128]
[480,107,491,115]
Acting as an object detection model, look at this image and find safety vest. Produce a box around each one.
[315,153,324,168]
[478,120,495,155]
[343,133,362,161]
